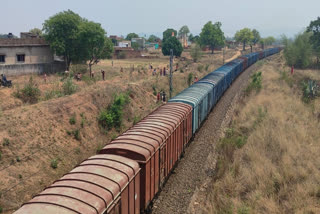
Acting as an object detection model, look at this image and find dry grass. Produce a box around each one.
[206,53,320,214]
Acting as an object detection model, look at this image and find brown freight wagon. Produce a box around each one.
[14,155,140,214]
[238,56,249,71]
[100,103,192,211]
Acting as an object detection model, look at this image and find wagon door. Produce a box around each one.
[159,144,166,187]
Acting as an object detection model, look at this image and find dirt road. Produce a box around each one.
[151,58,269,214]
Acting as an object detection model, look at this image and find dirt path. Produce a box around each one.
[151,58,270,214]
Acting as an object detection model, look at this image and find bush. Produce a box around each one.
[190,44,202,62]
[14,77,41,103]
[99,93,130,130]
[69,114,76,125]
[2,138,10,146]
[301,79,319,103]
[62,77,77,95]
[205,64,210,71]
[51,159,58,169]
[152,85,157,96]
[133,116,140,125]
[282,32,313,68]
[245,72,262,95]
[188,73,193,86]
[118,51,126,59]
[73,129,81,141]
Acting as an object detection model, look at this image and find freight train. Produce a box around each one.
[14,47,280,214]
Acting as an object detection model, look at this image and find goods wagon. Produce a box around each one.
[15,155,140,214]
[99,103,192,211]
[197,72,225,107]
[243,52,259,67]
[168,84,212,134]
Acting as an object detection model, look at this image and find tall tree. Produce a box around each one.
[162,36,183,57]
[235,28,253,51]
[264,36,276,46]
[125,33,139,41]
[307,17,320,63]
[163,28,177,42]
[178,25,190,38]
[43,10,83,70]
[29,28,43,37]
[252,29,261,45]
[199,21,225,54]
[147,35,160,43]
[77,20,114,76]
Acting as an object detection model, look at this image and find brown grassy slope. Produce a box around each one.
[206,53,320,213]
[0,49,239,213]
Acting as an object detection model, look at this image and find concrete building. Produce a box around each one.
[118,40,131,48]
[131,38,146,50]
[0,38,64,75]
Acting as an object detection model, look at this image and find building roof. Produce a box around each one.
[0,38,49,47]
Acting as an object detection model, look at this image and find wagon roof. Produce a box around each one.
[14,155,139,214]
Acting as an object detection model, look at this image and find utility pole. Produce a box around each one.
[169,49,173,99]
[223,47,225,64]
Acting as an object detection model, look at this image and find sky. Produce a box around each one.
[1,0,319,39]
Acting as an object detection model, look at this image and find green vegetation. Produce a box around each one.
[302,79,319,103]
[282,32,313,68]
[199,21,225,54]
[133,115,140,125]
[147,34,160,42]
[73,129,81,141]
[307,17,320,64]
[18,174,22,179]
[205,64,210,71]
[162,28,178,42]
[62,77,78,95]
[50,159,58,169]
[152,85,157,96]
[178,25,190,38]
[80,113,86,128]
[14,77,41,103]
[245,72,262,95]
[190,44,202,62]
[197,64,204,72]
[0,152,2,160]
[2,138,10,146]
[29,28,43,37]
[162,36,183,57]
[235,28,253,51]
[99,92,130,130]
[43,10,113,70]
[69,114,76,125]
[16,156,21,162]
[125,33,138,41]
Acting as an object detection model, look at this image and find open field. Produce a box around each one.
[0,48,240,213]
[199,53,320,213]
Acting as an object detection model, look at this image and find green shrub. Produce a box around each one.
[2,138,10,146]
[180,68,184,73]
[62,77,77,95]
[152,85,157,96]
[69,114,76,125]
[51,159,58,169]
[188,73,193,86]
[14,77,41,103]
[301,79,319,103]
[99,93,130,130]
[190,44,202,62]
[18,174,22,179]
[282,32,313,68]
[16,156,21,162]
[245,72,262,95]
[0,206,2,213]
[0,152,2,160]
[43,90,63,100]
[197,64,204,72]
[73,129,81,141]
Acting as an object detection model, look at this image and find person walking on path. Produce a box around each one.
[160,68,163,76]
[157,92,160,102]
[291,65,294,75]
[163,67,166,76]
[194,76,199,82]
[101,70,105,80]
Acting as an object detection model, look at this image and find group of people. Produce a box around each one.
[150,64,167,76]
[157,91,167,103]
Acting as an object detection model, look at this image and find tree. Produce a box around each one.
[43,10,83,70]
[307,17,320,64]
[282,32,313,68]
[163,28,177,42]
[29,28,43,37]
[264,36,276,46]
[125,33,139,41]
[131,42,139,50]
[199,21,225,54]
[235,28,253,51]
[77,20,114,76]
[251,29,261,45]
[178,25,190,38]
[162,36,183,57]
[190,44,202,62]
[147,35,160,43]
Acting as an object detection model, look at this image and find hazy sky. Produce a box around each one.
[1,0,319,38]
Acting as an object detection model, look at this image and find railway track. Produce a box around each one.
[151,57,271,214]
